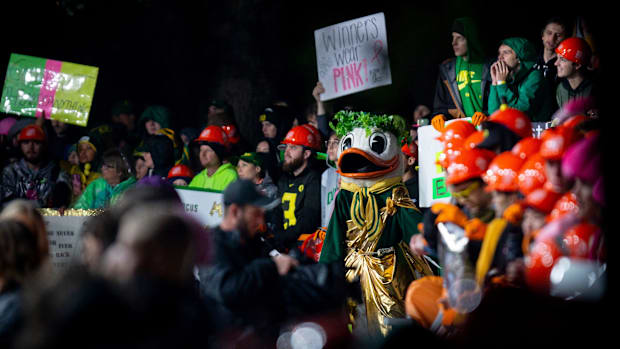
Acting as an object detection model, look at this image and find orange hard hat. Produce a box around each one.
[194,125,228,145]
[438,120,476,150]
[281,124,321,150]
[167,164,194,180]
[445,148,493,185]
[562,222,599,259]
[523,187,562,214]
[555,37,592,66]
[539,126,580,161]
[517,153,546,196]
[402,142,418,158]
[561,114,588,130]
[405,276,445,329]
[546,192,579,223]
[463,130,485,150]
[17,125,47,142]
[525,237,563,293]
[438,147,462,169]
[483,151,525,192]
[221,124,240,144]
[488,106,532,139]
[512,137,541,160]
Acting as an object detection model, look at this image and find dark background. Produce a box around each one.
[0,0,608,142]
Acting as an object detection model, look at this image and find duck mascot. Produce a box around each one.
[319,111,433,337]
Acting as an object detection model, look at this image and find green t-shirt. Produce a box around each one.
[456,56,484,117]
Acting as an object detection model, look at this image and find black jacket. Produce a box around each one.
[274,166,322,250]
[199,227,283,337]
[432,58,491,118]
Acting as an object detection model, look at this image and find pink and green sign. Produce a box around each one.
[1,53,98,127]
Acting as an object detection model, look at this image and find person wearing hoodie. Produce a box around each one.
[139,105,171,137]
[141,133,176,179]
[258,105,295,155]
[488,37,554,122]
[188,126,238,191]
[432,17,491,130]
[72,149,136,209]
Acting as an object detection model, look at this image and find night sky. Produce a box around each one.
[0,0,608,142]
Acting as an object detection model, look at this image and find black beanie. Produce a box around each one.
[452,20,465,36]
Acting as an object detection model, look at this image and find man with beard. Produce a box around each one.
[199,179,298,346]
[274,125,322,251]
[1,125,70,208]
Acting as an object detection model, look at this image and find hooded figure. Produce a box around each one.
[139,105,171,136]
[319,111,433,338]
[488,37,554,122]
[143,134,176,178]
[432,17,491,120]
[258,105,295,151]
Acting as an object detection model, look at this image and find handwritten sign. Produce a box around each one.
[417,120,477,207]
[1,53,98,127]
[314,12,391,101]
[175,187,224,227]
[43,215,88,270]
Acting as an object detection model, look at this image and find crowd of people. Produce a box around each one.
[0,14,607,349]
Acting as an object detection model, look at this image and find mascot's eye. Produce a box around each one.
[369,132,387,154]
[341,135,353,152]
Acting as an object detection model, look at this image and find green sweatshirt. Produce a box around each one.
[73,176,137,209]
[188,163,238,192]
[488,37,554,122]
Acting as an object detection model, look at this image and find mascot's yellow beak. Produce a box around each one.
[337,148,399,179]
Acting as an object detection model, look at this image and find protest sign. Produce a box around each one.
[314,12,391,101]
[418,122,453,208]
[41,213,92,271]
[175,186,224,227]
[1,53,98,127]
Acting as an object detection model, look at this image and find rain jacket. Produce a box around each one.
[433,17,491,119]
[1,159,70,208]
[488,37,554,122]
[188,163,237,191]
[72,176,137,209]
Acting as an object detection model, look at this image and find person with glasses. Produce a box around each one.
[73,150,136,209]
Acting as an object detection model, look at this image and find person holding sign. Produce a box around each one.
[1,125,71,208]
[432,17,491,131]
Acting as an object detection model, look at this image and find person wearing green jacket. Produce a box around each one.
[488,37,554,122]
[188,126,237,192]
[73,150,136,209]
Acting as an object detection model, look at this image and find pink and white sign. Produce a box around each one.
[314,12,392,101]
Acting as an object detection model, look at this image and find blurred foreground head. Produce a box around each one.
[1,199,48,258]
[102,204,201,284]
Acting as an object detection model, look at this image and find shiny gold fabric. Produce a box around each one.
[39,208,104,216]
[343,187,433,336]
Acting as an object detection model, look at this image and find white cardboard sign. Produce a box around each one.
[175,187,224,227]
[314,12,392,101]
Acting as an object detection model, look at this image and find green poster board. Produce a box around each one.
[1,53,98,127]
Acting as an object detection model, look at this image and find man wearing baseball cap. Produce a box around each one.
[199,179,297,343]
[1,125,71,208]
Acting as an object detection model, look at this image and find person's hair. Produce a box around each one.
[0,199,47,255]
[81,211,119,251]
[207,110,233,126]
[118,204,197,282]
[0,220,42,287]
[102,149,131,181]
[541,16,572,36]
